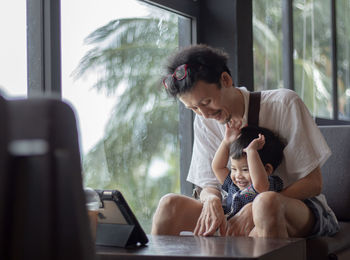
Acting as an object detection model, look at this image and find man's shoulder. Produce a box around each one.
[261,88,300,107]
[261,88,299,100]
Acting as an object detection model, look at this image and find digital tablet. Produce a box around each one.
[95,189,149,248]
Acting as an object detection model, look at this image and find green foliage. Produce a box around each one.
[253,0,283,91]
[75,12,180,233]
[336,0,350,119]
[293,0,332,118]
[253,0,350,119]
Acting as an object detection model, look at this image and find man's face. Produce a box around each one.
[178,73,244,125]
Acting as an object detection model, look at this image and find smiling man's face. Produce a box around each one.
[178,72,245,125]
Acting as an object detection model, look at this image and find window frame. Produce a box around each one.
[26,0,61,97]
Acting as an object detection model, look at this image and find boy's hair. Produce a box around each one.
[163,44,232,98]
[230,126,286,171]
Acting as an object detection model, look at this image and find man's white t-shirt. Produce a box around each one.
[187,87,331,190]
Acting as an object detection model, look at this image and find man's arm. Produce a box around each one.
[194,186,226,236]
[280,166,322,199]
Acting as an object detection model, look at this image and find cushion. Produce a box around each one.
[319,125,350,221]
[307,222,350,260]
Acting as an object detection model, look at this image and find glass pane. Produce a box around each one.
[253,0,283,91]
[337,1,350,120]
[293,0,332,119]
[0,1,27,98]
[61,0,183,233]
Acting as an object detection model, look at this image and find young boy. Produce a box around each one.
[212,124,285,219]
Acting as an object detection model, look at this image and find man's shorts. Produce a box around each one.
[304,194,340,238]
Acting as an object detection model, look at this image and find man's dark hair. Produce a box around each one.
[163,44,232,98]
[230,126,286,171]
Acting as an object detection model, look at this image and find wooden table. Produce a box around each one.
[96,235,306,260]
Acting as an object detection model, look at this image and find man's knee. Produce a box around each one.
[152,193,179,235]
[252,191,283,219]
[251,192,289,237]
[152,193,196,235]
[153,193,183,224]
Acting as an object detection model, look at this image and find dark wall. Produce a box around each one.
[198,0,253,90]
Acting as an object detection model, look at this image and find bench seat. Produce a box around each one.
[306,126,350,260]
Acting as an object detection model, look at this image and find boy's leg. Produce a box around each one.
[151,193,203,235]
[251,191,315,238]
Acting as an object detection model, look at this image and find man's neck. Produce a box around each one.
[234,87,245,119]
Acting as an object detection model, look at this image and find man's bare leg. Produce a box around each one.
[251,191,315,238]
[151,193,203,235]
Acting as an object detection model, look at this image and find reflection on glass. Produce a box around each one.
[253,0,283,91]
[337,1,350,120]
[293,0,332,119]
[61,0,182,233]
[0,1,27,98]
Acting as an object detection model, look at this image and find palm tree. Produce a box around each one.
[73,12,180,232]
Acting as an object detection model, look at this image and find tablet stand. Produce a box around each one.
[96,223,144,248]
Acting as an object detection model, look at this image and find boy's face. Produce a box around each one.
[230,157,252,190]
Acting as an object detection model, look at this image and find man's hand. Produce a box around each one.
[224,120,242,144]
[194,193,226,236]
[225,203,254,236]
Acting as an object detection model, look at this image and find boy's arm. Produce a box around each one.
[212,122,241,184]
[244,134,269,193]
[211,140,230,184]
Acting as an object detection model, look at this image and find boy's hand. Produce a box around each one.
[224,120,242,144]
[243,134,265,152]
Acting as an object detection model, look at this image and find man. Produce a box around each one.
[151,44,339,238]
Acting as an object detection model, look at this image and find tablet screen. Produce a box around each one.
[98,200,128,225]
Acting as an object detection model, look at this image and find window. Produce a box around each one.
[253,0,283,91]
[293,0,332,119]
[337,1,350,120]
[61,0,189,233]
[0,1,27,98]
[253,0,350,124]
